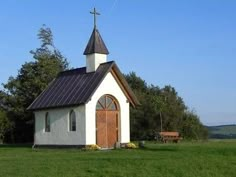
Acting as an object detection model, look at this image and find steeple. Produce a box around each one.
[84,8,109,73]
[83,28,109,55]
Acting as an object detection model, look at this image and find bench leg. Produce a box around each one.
[173,140,178,143]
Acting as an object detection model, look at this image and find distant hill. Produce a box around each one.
[207,124,236,139]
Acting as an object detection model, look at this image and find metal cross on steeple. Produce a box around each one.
[90,8,100,29]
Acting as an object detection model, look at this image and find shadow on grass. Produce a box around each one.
[0,143,179,153]
[0,144,32,148]
[137,146,179,152]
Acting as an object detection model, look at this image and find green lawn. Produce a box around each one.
[0,141,236,177]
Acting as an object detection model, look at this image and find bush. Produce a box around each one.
[85,144,101,150]
[125,142,137,149]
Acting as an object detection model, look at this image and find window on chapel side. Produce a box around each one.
[69,110,76,131]
[45,112,50,132]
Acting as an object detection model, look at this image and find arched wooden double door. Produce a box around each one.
[96,95,119,148]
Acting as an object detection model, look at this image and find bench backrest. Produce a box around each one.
[159,132,179,137]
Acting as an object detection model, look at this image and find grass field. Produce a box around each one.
[0,140,236,177]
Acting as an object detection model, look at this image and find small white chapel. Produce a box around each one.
[28,8,139,149]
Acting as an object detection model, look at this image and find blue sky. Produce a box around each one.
[0,0,236,126]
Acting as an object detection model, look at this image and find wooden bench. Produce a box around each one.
[159,132,182,143]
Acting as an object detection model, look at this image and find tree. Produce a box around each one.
[158,86,186,132]
[1,25,69,143]
[0,110,12,143]
[125,72,208,141]
[125,72,149,140]
[182,111,208,140]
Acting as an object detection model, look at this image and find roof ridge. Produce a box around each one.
[58,67,86,75]
[60,61,114,74]
[61,67,86,73]
[99,60,115,65]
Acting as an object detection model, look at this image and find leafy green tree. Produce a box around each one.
[125,72,148,140]
[0,110,12,143]
[159,86,186,132]
[125,72,148,92]
[1,25,69,143]
[182,111,208,140]
[125,72,208,141]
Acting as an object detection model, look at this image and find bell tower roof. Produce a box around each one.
[83,8,109,55]
[83,27,109,55]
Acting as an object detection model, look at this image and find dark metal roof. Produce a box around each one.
[28,61,139,111]
[83,28,109,55]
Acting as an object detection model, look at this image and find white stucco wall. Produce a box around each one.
[86,53,107,72]
[34,105,85,145]
[85,72,130,145]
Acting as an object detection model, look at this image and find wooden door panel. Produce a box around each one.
[96,111,119,148]
[107,112,118,148]
[96,112,107,148]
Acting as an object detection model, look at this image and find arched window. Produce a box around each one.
[69,110,76,131]
[45,112,50,132]
[96,95,118,111]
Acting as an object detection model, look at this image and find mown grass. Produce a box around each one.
[0,140,236,177]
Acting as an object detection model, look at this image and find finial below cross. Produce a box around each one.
[90,8,100,29]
